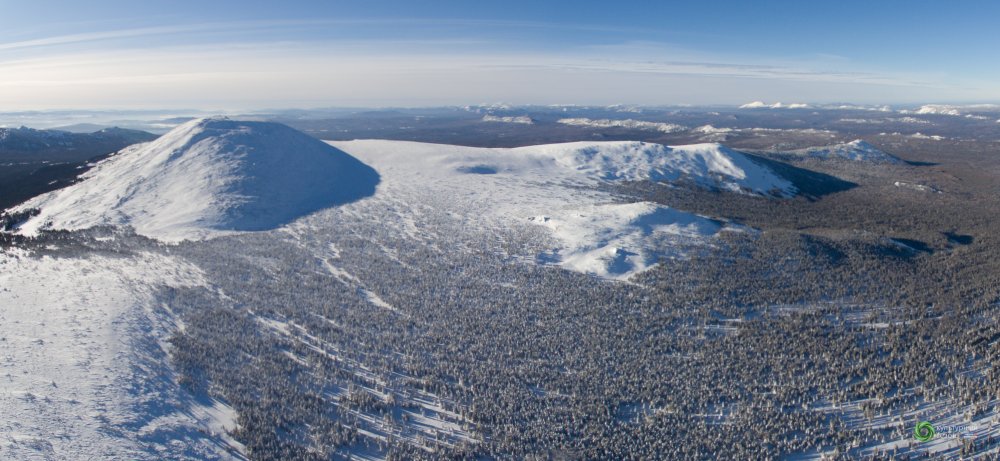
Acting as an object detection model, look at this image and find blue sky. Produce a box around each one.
[1,0,998,109]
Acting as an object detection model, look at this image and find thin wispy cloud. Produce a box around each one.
[0,18,664,53]
[0,26,198,51]
[0,14,993,109]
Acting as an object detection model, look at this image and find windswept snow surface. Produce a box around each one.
[793,139,902,164]
[327,140,789,279]
[11,118,379,242]
[0,249,245,460]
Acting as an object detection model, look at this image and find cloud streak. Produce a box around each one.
[0,24,990,109]
[0,18,665,53]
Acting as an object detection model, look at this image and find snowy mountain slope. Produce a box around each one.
[326,139,787,279]
[793,139,902,164]
[517,141,795,196]
[0,248,244,460]
[0,126,156,158]
[10,118,379,242]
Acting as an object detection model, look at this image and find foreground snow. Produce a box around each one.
[0,248,244,460]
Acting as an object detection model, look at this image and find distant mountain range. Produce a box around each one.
[0,126,156,162]
[791,139,903,164]
[0,126,158,209]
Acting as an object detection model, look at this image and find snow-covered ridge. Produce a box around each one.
[739,101,810,109]
[10,117,380,242]
[897,117,931,124]
[793,139,902,164]
[462,102,513,112]
[908,132,946,140]
[481,114,534,124]
[557,117,686,133]
[693,125,734,134]
[821,104,892,112]
[907,104,1000,116]
[837,117,930,125]
[0,126,71,142]
[691,125,735,141]
[514,141,795,196]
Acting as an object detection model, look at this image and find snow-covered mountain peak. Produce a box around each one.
[795,139,902,164]
[517,141,795,196]
[10,118,380,242]
[846,139,874,149]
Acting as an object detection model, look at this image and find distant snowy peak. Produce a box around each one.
[0,125,71,142]
[556,118,686,133]
[691,125,734,142]
[822,104,892,112]
[908,104,1000,117]
[692,125,734,134]
[481,114,534,124]
[796,139,902,164]
[915,105,963,116]
[739,101,811,109]
[10,117,379,241]
[517,141,796,197]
